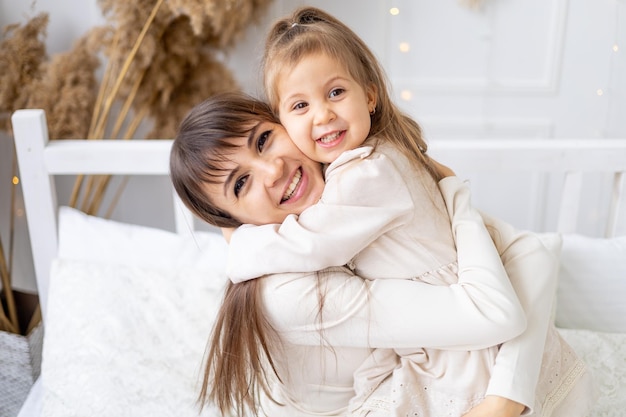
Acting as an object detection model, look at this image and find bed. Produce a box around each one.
[10,108,626,417]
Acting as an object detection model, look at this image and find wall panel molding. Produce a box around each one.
[388,0,569,95]
[418,117,554,139]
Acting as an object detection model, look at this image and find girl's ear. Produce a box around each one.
[367,84,378,113]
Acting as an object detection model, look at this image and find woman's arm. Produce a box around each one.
[480,213,561,414]
[435,160,555,415]
[262,176,526,350]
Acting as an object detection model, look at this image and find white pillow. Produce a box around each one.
[58,206,227,272]
[43,259,225,417]
[43,207,230,416]
[556,234,626,333]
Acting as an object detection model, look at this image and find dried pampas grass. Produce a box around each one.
[129,16,239,139]
[1,0,273,141]
[25,33,101,139]
[164,0,274,47]
[0,13,101,139]
[71,0,271,213]
[87,0,271,142]
[0,14,50,334]
[147,47,238,139]
[0,13,48,132]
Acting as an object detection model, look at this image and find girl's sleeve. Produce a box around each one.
[262,177,527,350]
[480,212,561,414]
[227,150,414,282]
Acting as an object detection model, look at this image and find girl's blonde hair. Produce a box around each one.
[262,6,442,182]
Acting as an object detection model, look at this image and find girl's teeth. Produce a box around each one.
[282,168,302,202]
[319,132,341,143]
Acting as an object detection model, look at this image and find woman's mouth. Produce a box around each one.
[281,168,302,203]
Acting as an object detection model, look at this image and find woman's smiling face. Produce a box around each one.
[203,120,326,225]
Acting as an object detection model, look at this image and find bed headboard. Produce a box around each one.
[11,109,626,322]
[11,109,195,320]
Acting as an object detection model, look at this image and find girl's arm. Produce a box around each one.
[262,176,527,350]
[227,147,414,282]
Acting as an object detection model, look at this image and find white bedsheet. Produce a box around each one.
[557,328,626,417]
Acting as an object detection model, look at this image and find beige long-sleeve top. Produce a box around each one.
[228,142,556,412]
[256,177,528,416]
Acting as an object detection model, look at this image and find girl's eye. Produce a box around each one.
[234,175,248,197]
[257,130,271,152]
[329,88,345,98]
[293,102,308,111]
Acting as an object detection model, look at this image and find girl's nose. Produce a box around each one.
[314,104,335,125]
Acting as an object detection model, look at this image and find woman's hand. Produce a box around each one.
[462,396,525,417]
[431,158,456,178]
[221,227,235,243]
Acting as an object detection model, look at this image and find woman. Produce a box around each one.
[170,92,591,417]
[226,8,586,417]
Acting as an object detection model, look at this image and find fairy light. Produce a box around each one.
[613,44,619,53]
[12,176,19,185]
[597,89,604,96]
[399,42,410,53]
[400,90,413,101]
[390,7,400,16]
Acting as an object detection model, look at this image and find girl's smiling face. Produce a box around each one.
[204,120,326,225]
[276,51,377,164]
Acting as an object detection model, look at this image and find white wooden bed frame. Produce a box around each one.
[10,109,626,416]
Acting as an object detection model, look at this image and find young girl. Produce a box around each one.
[224,7,592,417]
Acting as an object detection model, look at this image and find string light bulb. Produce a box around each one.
[12,176,19,185]
[390,7,400,16]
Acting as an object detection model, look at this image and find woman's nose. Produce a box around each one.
[261,157,285,187]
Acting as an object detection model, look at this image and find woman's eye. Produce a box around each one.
[234,175,248,197]
[329,88,345,98]
[257,130,271,152]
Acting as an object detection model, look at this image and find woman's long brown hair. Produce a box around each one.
[171,92,283,416]
[198,279,281,416]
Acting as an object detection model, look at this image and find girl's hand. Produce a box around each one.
[221,227,235,243]
[431,158,456,178]
[462,396,525,417]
